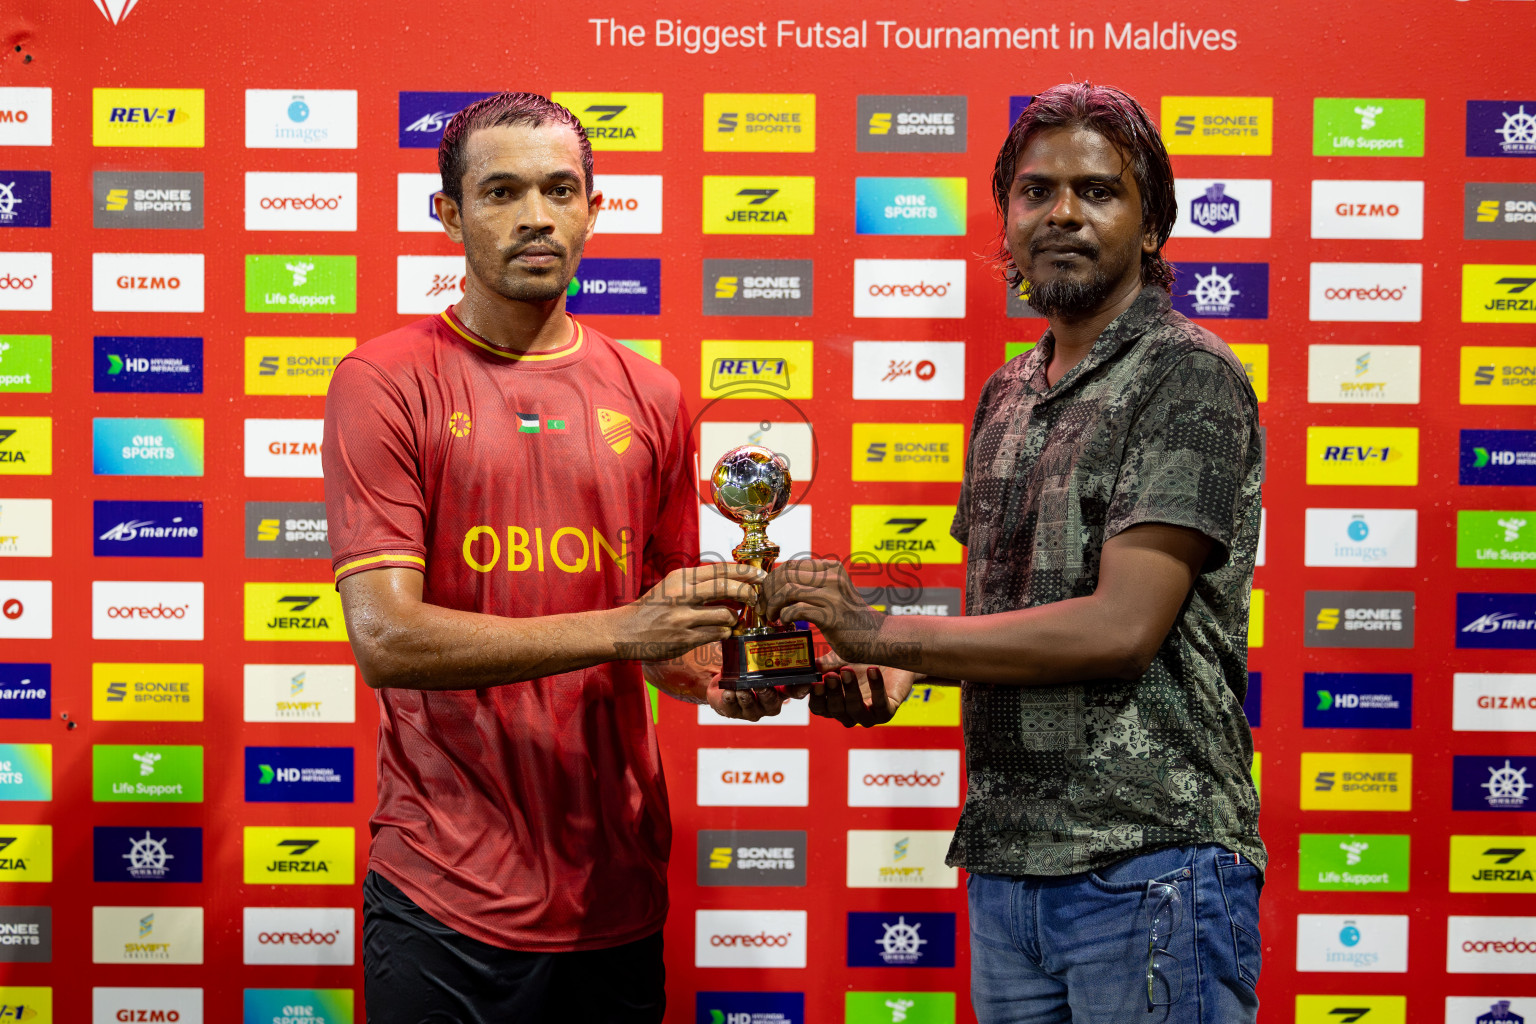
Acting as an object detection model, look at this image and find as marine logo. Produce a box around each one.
[596,408,631,455]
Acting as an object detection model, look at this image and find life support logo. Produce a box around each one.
[694,910,806,968]
[848,749,960,807]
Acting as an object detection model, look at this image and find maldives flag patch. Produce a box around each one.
[596,408,631,454]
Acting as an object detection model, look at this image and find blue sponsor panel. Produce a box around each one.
[93,336,203,394]
[1467,100,1536,158]
[1171,262,1269,319]
[245,746,354,803]
[854,177,966,236]
[565,258,661,316]
[93,500,203,558]
[0,171,50,227]
[93,825,203,882]
[399,91,496,148]
[1452,755,1536,812]
[847,911,956,968]
[1456,593,1536,650]
[1303,673,1412,729]
[695,992,804,1024]
[1460,430,1536,486]
[1008,95,1033,126]
[0,664,49,720]
[1242,672,1261,727]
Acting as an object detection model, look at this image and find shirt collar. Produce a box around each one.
[1021,286,1171,396]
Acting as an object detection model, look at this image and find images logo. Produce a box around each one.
[1314,98,1425,157]
[852,341,965,401]
[1463,264,1536,324]
[92,418,204,477]
[1468,100,1536,158]
[704,93,814,152]
[243,827,355,885]
[244,337,352,396]
[92,662,203,723]
[852,424,964,482]
[93,88,204,147]
[0,907,49,963]
[696,829,807,887]
[1303,508,1417,567]
[854,177,966,236]
[1171,178,1273,238]
[244,418,324,479]
[1295,914,1408,973]
[243,664,356,724]
[1304,673,1412,727]
[1300,752,1412,811]
[1297,833,1409,892]
[397,91,494,148]
[1303,592,1415,649]
[246,254,356,314]
[565,258,661,315]
[846,830,959,889]
[245,747,353,803]
[1171,262,1269,319]
[0,172,47,229]
[1306,427,1418,486]
[854,259,966,319]
[1311,180,1424,240]
[243,583,347,642]
[702,176,814,235]
[0,664,48,721]
[93,336,202,394]
[696,748,809,807]
[551,92,663,151]
[93,171,203,229]
[694,910,806,969]
[92,252,203,313]
[92,745,203,803]
[1457,594,1536,650]
[702,258,812,317]
[0,89,51,147]
[858,95,966,152]
[245,172,357,232]
[847,749,960,807]
[699,341,814,399]
[1161,96,1272,154]
[847,912,957,968]
[246,89,358,149]
[93,826,202,883]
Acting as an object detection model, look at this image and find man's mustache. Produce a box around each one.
[1030,236,1100,259]
[505,240,569,259]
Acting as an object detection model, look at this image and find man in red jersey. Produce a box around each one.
[323,93,785,1024]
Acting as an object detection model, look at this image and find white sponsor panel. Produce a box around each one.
[92,581,204,641]
[1454,673,1536,732]
[243,664,357,723]
[0,579,51,639]
[244,418,324,479]
[93,987,204,1024]
[698,422,816,482]
[1171,178,1273,238]
[1445,997,1534,1023]
[592,174,663,234]
[1309,263,1422,323]
[696,748,809,807]
[851,341,966,401]
[847,829,959,888]
[242,906,355,965]
[0,88,52,146]
[92,906,204,964]
[697,700,810,726]
[92,253,204,313]
[694,909,807,968]
[397,255,466,315]
[397,172,443,232]
[1295,914,1409,973]
[245,172,357,231]
[1311,180,1425,240]
[0,499,51,557]
[0,252,51,311]
[1448,917,1536,974]
[848,748,960,807]
[1304,508,1419,568]
[1255,507,1266,567]
[244,89,358,149]
[1308,344,1421,404]
[700,504,810,564]
[853,259,966,318]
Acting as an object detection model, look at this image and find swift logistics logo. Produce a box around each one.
[0,664,49,721]
[1307,344,1421,404]
[1463,264,1536,324]
[0,336,50,394]
[243,583,348,642]
[243,664,356,724]
[1450,836,1536,894]
[397,91,495,148]
[0,418,51,476]
[1463,345,1536,405]
[92,88,204,147]
[1468,100,1536,157]
[245,501,329,559]
[846,830,959,889]
[0,88,51,146]
[1446,916,1536,974]
[694,992,803,1024]
[1466,183,1536,241]
[847,749,960,807]
[1309,263,1422,322]
[702,259,812,317]
[91,906,204,964]
[91,662,204,722]
[91,253,203,313]
[1301,752,1412,811]
[564,258,661,315]
[699,341,813,399]
[591,173,663,234]
[1170,262,1269,319]
[93,336,202,393]
[696,829,806,887]
[1452,755,1536,811]
[0,826,50,882]
[1171,178,1272,238]
[847,912,956,968]
[244,337,353,396]
[1311,180,1424,240]
[849,507,965,565]
[702,176,814,234]
[245,89,358,149]
[552,92,663,151]
[92,418,204,477]
[0,744,49,801]
[245,255,357,314]
[0,581,51,640]
[1294,996,1405,1024]
[1461,430,1536,486]
[851,341,965,401]
[0,907,50,963]
[93,500,202,557]
[1457,594,1536,650]
[703,93,814,152]
[1303,592,1415,649]
[93,171,202,229]
[244,418,324,478]
[244,172,357,232]
[696,748,809,807]
[1303,673,1412,727]
[243,826,355,885]
[1303,508,1418,567]
[1458,511,1536,568]
[854,177,966,236]
[1306,427,1419,486]
[92,826,202,882]
[245,747,353,803]
[244,987,356,1020]
[1160,96,1272,154]
[243,908,355,967]
[1294,914,1409,973]
[858,95,966,152]
[1296,833,1410,891]
[1314,98,1425,157]
[694,910,806,968]
[854,259,966,318]
[91,581,203,641]
[852,424,964,482]
[1455,672,1536,732]
[91,744,203,803]
[0,498,50,558]
[0,172,48,228]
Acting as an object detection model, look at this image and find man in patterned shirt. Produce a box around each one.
[766,82,1264,1022]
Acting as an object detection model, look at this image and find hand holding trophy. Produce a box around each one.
[709,445,821,690]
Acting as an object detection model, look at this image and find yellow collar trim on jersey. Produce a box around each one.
[440,309,585,362]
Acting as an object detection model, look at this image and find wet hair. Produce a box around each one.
[989,82,1177,290]
[437,92,593,208]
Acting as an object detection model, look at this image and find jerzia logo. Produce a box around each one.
[552,92,663,151]
[244,583,346,642]
[244,826,354,884]
[702,176,814,235]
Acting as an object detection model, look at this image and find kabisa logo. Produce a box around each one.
[94,336,203,394]
[1468,100,1536,158]
[1191,182,1239,232]
[1463,265,1536,324]
[93,171,203,229]
[702,176,815,235]
[0,173,48,228]
[1461,430,1536,486]
[397,91,495,147]
[1445,998,1527,1023]
[704,93,814,153]
[93,501,202,558]
[92,88,204,148]
[1466,184,1536,241]
[246,89,358,149]
[0,88,50,147]
[854,177,966,236]
[858,95,967,153]
[93,826,202,883]
[1304,673,1412,728]
[847,912,957,968]
[1161,96,1273,155]
[0,665,48,721]
[1171,262,1269,319]
[702,259,813,317]
[243,827,355,885]
[1457,593,1536,650]
[245,746,353,804]
[552,92,663,151]
[1172,178,1272,239]
[1453,756,1536,811]
[92,418,205,477]
[564,258,661,315]
[1313,98,1425,157]
[700,341,814,399]
[1450,836,1536,894]
[244,584,347,642]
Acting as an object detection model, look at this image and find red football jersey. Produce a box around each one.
[323,308,700,951]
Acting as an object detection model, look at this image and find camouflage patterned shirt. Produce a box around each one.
[947,285,1266,876]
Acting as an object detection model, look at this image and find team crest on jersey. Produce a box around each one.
[596,408,632,455]
[448,411,472,438]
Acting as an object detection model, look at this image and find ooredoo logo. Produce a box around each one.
[107,603,189,619]
[92,581,204,641]
[1446,916,1536,973]
[242,906,353,965]
[854,259,966,318]
[245,172,357,232]
[709,931,791,947]
[0,276,34,289]
[696,748,808,807]
[1310,263,1422,323]
[1323,285,1408,301]
[257,927,341,945]
[862,770,945,786]
[0,253,50,312]
[848,749,960,807]
[694,910,806,968]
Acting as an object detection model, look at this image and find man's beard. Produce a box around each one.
[467,236,578,304]
[1025,268,1117,318]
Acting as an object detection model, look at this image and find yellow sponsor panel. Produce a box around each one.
[850,505,965,565]
[243,825,354,885]
[1449,834,1536,893]
[851,423,965,482]
[1462,264,1536,324]
[703,93,816,153]
[92,663,204,722]
[551,92,662,151]
[1305,427,1419,486]
[1295,995,1404,1024]
[0,825,51,882]
[1460,345,1536,404]
[0,416,52,476]
[699,341,814,399]
[1249,589,1264,649]
[702,175,816,235]
[1300,752,1413,811]
[92,88,204,148]
[244,337,355,396]
[0,987,51,1023]
[1229,344,1269,403]
[1251,751,1261,796]
[888,683,961,726]
[243,582,349,642]
[1161,96,1273,155]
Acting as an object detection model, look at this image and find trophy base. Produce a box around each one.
[719,628,821,690]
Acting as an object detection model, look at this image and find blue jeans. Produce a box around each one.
[968,844,1261,1024]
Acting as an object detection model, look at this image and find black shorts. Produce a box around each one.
[362,871,666,1024]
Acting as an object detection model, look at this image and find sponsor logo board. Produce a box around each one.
[92,745,202,803]
[92,253,202,313]
[1306,427,1418,486]
[553,92,663,151]
[1458,594,1536,650]
[1459,511,1536,568]
[243,583,347,642]
[0,88,51,146]
[93,988,203,1024]
[592,174,662,234]
[246,501,329,560]
[0,335,49,394]
[846,993,955,1023]
[851,341,965,401]
[0,580,49,639]
[243,665,356,724]
[1303,673,1412,728]
[242,908,355,965]
[699,341,813,399]
[0,418,51,476]
[1462,346,1536,405]
[853,423,963,482]
[244,337,352,396]
[1301,752,1412,811]
[694,910,806,968]
[1304,508,1417,567]
[696,748,808,807]
[397,91,494,148]
[849,506,964,565]
[1171,262,1268,319]
[243,827,354,886]
[93,336,202,394]
[244,419,324,478]
[0,987,48,1021]
[1314,98,1425,157]
[702,258,812,317]
[91,581,203,641]
[92,663,203,722]
[246,254,356,314]
[92,88,203,148]
[1161,96,1272,154]
[1310,263,1422,322]
[93,500,202,558]
[1455,674,1536,732]
[0,499,49,557]
[704,93,814,152]
[1462,430,1536,486]
[1463,265,1536,324]
[696,829,806,887]
[858,95,966,152]
[697,422,815,484]
[847,911,957,968]
[1303,592,1415,649]
[1229,344,1268,401]
[1468,100,1536,158]
[854,259,965,318]
[694,992,803,1024]
[565,258,660,316]
[701,176,813,234]
[93,171,203,229]
[93,826,202,883]
[0,825,50,881]
[396,254,464,314]
[0,171,48,228]
[855,177,965,236]
[0,744,48,800]
[1450,836,1536,894]
[847,749,959,807]
[0,663,48,720]
[0,906,49,962]
[92,418,204,477]
[91,906,203,964]
[1244,672,1262,727]
[1453,756,1536,811]
[243,989,355,1024]
[245,89,357,149]
[1311,180,1424,239]
[244,172,356,231]
[1447,917,1536,973]
[1467,183,1536,241]
[0,253,50,312]
[1171,178,1272,238]
[1297,833,1409,892]
[1295,914,1409,972]
[846,830,958,889]
[1444,998,1531,1023]
[1295,996,1405,1024]
[245,747,353,803]
[1307,345,1420,404]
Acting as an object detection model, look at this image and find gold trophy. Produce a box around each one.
[710,445,820,690]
